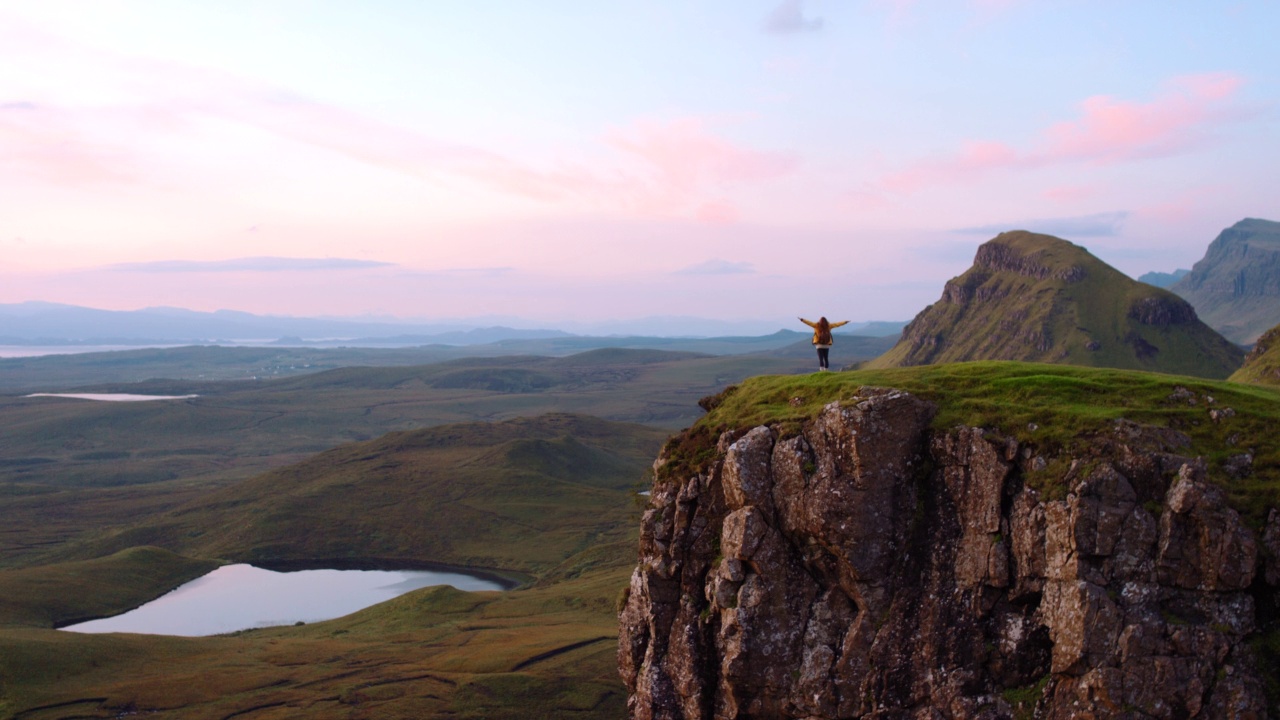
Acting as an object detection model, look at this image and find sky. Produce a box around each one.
[1,1,1277,332]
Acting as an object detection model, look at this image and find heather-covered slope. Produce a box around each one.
[1170,218,1280,344]
[866,231,1244,378]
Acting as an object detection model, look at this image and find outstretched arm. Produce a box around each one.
[830,320,850,329]
[799,317,817,328]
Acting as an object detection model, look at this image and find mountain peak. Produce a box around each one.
[1169,217,1280,343]
[971,231,1089,283]
[868,232,1242,378]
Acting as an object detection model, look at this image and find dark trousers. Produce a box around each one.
[817,347,830,369]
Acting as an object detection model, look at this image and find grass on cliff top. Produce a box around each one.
[682,361,1280,523]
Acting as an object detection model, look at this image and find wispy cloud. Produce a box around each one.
[674,259,756,275]
[953,211,1130,238]
[0,17,798,223]
[605,117,799,216]
[881,73,1248,193]
[765,0,824,34]
[0,33,796,222]
[107,257,395,273]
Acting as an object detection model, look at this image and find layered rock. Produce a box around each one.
[620,387,1275,719]
[866,231,1243,379]
[1171,218,1280,344]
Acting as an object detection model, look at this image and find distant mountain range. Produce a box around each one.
[1137,268,1189,289]
[867,230,1244,378]
[0,302,905,346]
[1167,218,1280,344]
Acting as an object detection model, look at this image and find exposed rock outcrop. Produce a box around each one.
[1171,218,1280,344]
[620,388,1276,719]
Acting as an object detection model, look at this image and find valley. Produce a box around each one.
[0,346,834,572]
[0,341,838,718]
[4,222,1280,718]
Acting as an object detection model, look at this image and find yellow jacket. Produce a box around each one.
[800,317,849,345]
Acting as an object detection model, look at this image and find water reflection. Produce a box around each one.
[62,564,504,636]
[26,393,198,402]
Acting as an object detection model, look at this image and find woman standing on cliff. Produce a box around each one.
[799,316,849,371]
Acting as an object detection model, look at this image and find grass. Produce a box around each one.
[1002,675,1050,720]
[0,349,812,569]
[671,361,1280,525]
[10,354,1278,717]
[0,547,218,629]
[0,561,632,719]
[0,411,655,719]
[1231,323,1280,387]
[38,414,666,577]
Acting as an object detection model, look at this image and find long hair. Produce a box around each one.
[817,317,830,332]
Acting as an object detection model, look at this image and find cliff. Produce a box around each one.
[620,366,1280,719]
[866,231,1244,379]
[1171,218,1280,345]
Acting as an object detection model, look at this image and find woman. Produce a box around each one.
[799,316,849,371]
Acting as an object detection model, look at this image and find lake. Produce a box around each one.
[61,564,505,636]
[25,393,198,402]
[0,345,186,358]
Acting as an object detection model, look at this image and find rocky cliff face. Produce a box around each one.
[619,387,1276,719]
[1171,218,1280,344]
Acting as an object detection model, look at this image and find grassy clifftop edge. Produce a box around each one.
[664,361,1280,526]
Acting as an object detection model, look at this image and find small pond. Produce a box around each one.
[61,564,505,636]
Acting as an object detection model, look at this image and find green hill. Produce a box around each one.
[0,413,663,718]
[867,231,1244,378]
[57,413,666,575]
[1170,218,1280,344]
[1229,321,1280,386]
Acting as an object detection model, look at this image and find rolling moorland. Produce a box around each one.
[5,221,1280,718]
[0,332,900,393]
[0,337,896,718]
[3,345,877,572]
[0,412,667,719]
[5,360,1280,718]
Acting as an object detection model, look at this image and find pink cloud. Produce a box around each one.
[605,118,798,216]
[1041,73,1244,162]
[1042,184,1095,203]
[0,104,134,186]
[0,38,795,221]
[696,199,741,225]
[880,72,1246,194]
